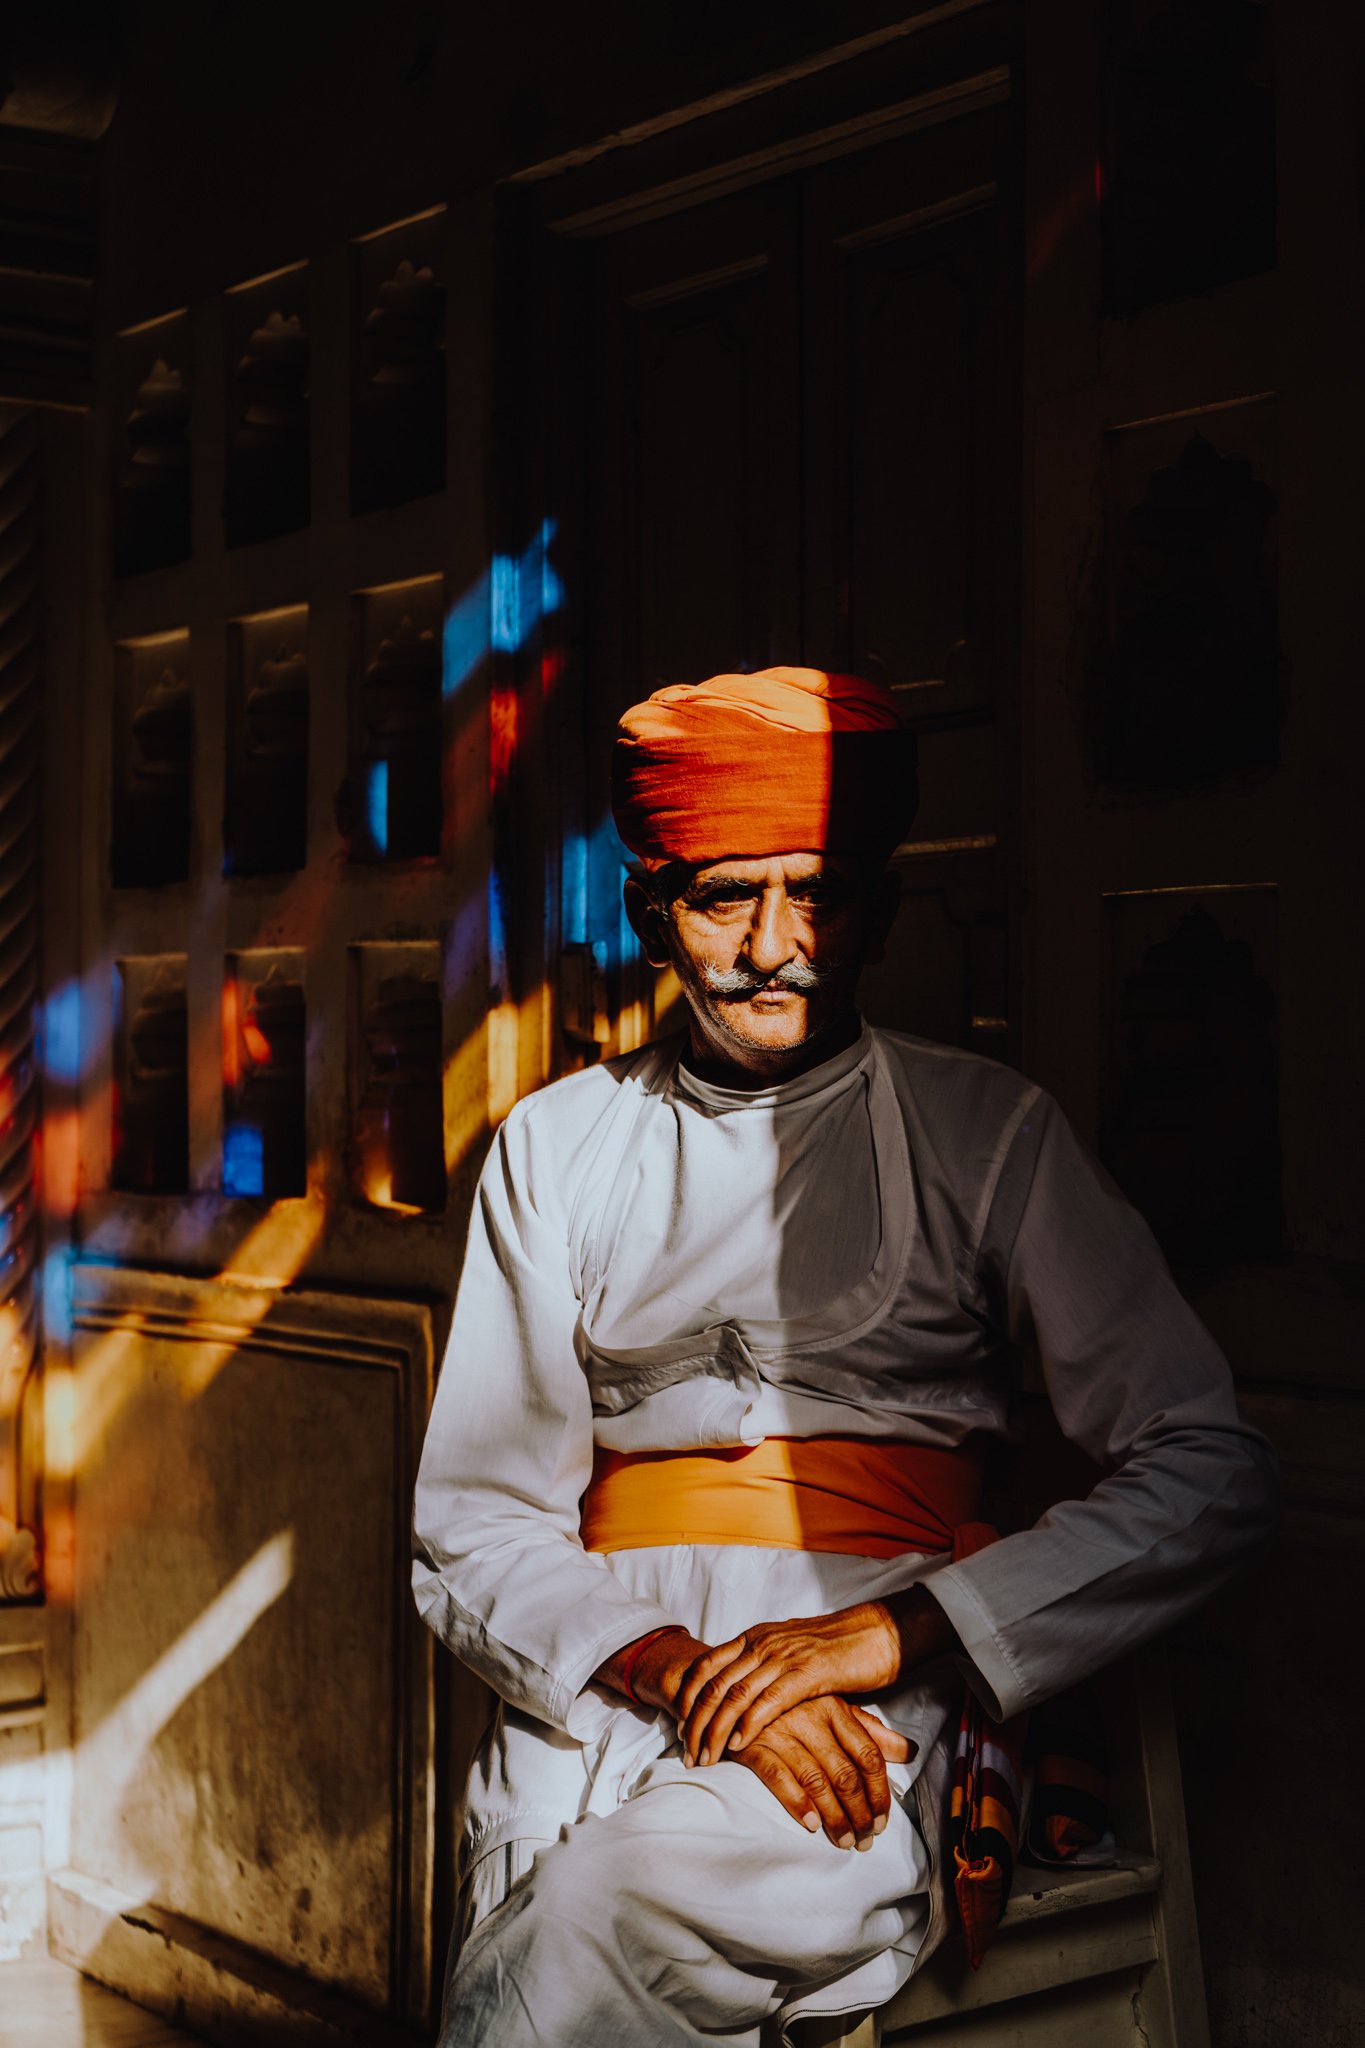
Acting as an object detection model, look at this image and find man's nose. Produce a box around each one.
[745,887,800,973]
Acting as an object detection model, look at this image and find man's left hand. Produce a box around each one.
[676,1587,959,1766]
[676,1604,899,1767]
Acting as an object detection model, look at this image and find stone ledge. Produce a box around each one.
[48,1869,424,2048]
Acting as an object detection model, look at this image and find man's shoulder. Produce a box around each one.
[870,1026,1049,1139]
[504,1037,680,1149]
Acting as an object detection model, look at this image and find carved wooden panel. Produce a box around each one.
[349,942,445,1215]
[224,605,309,877]
[350,209,447,516]
[803,113,1015,1060]
[579,185,801,1042]
[112,314,192,577]
[600,186,802,701]
[859,845,1007,1056]
[1098,398,1278,790]
[68,1266,434,2027]
[1102,884,1280,1268]
[224,264,310,548]
[111,631,192,889]
[222,949,307,1200]
[344,577,444,865]
[112,955,188,1196]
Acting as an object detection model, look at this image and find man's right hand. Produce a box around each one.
[599,1631,910,1849]
[731,1695,911,1850]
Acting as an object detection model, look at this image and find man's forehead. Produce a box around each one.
[688,851,859,886]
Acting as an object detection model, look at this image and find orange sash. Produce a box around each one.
[581,1436,985,1558]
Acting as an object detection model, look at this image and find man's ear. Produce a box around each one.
[862,864,902,968]
[623,876,673,969]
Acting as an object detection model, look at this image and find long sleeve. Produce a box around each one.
[411,1098,679,1732]
[926,1090,1280,1722]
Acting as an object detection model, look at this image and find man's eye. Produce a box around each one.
[696,892,755,913]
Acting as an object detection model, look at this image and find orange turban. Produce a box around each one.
[612,666,917,869]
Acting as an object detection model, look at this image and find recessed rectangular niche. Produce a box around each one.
[1097,397,1278,790]
[350,208,447,515]
[223,949,307,1199]
[344,575,443,863]
[113,955,189,1194]
[859,846,1006,1053]
[349,942,445,1215]
[111,631,192,887]
[224,263,310,547]
[113,312,192,576]
[225,606,309,875]
[1101,883,1280,1269]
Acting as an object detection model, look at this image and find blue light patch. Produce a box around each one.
[444,521,564,694]
[38,979,85,1084]
[223,1123,265,1198]
[366,760,389,855]
[41,1245,73,1344]
[490,519,564,658]
[443,567,491,698]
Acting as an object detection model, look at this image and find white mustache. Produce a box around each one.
[700,957,831,997]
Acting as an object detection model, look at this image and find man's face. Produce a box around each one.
[630,851,896,1076]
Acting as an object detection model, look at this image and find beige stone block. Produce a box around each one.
[0,1824,42,1874]
[0,1647,42,1713]
[67,1267,434,2031]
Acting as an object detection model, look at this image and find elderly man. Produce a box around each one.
[413,667,1277,2046]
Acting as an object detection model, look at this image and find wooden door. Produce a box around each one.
[521,80,1021,1070]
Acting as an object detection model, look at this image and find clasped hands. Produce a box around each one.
[602,1592,955,1852]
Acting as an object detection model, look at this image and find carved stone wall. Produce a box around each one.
[0,404,41,1609]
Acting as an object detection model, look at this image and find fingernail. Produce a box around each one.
[856,1836,873,1853]
[802,1812,820,1832]
[873,1814,887,1834]
[682,1754,693,1769]
[837,1833,855,1851]
[699,1750,710,1768]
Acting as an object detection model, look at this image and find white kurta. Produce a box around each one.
[413,1025,1278,2042]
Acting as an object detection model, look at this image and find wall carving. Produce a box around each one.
[223,950,307,1200]
[112,956,188,1195]
[1102,886,1280,1269]
[224,607,309,876]
[0,404,41,1604]
[350,942,445,1214]
[111,632,192,888]
[225,266,311,547]
[343,578,444,864]
[350,212,448,515]
[113,317,192,575]
[1099,405,1278,790]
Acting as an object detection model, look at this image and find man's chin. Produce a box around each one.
[712,996,819,1057]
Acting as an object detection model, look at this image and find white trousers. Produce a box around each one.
[442,1544,953,2047]
[443,1750,928,2047]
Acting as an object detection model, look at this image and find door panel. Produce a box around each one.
[562,95,1019,1063]
[802,113,1018,1055]
[580,188,802,1048]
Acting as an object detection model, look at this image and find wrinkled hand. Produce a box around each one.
[595,1626,713,1715]
[729,1695,911,1849]
[677,1604,903,1767]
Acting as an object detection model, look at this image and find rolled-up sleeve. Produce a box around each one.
[926,1091,1280,1722]
[411,1099,679,1731]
